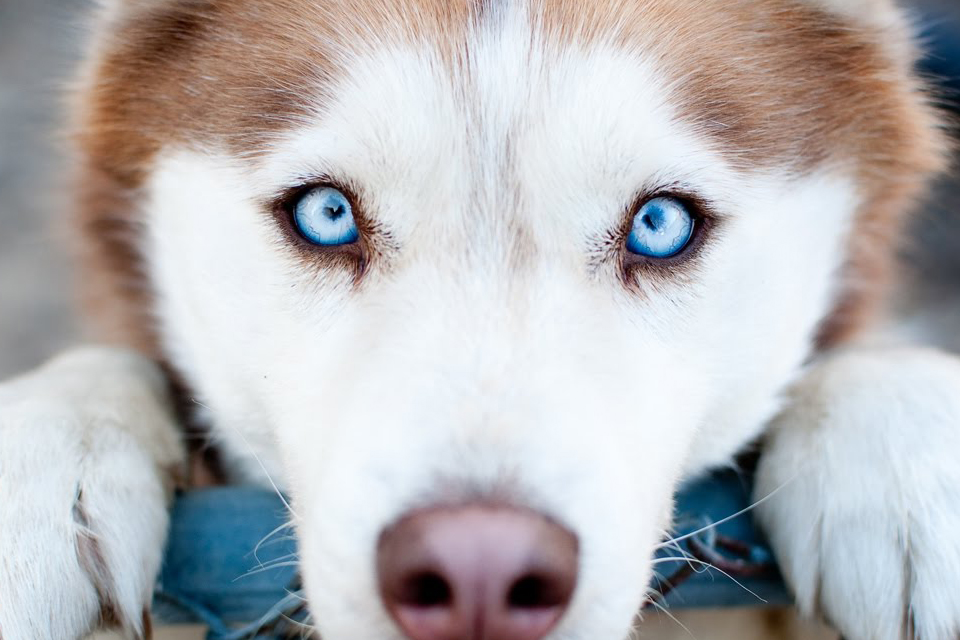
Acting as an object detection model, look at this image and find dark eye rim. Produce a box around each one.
[619,190,717,274]
[269,180,367,262]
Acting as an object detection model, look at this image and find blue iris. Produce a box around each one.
[626,197,695,258]
[292,186,359,246]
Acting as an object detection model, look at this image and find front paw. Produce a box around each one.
[0,348,185,640]
[754,347,960,640]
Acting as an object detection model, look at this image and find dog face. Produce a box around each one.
[73,0,944,637]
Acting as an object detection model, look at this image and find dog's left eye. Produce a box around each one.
[292,186,359,246]
[626,197,695,258]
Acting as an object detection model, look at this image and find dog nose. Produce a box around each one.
[377,505,579,640]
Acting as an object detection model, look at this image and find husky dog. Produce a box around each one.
[0,0,957,639]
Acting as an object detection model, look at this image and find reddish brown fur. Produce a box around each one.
[70,0,947,355]
[72,492,127,636]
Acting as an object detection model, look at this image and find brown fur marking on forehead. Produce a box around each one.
[72,0,477,350]
[533,0,947,344]
[72,0,946,354]
[79,0,931,176]
[539,0,912,166]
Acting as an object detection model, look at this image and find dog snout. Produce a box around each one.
[376,504,579,640]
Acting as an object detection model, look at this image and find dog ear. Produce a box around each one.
[91,0,166,20]
[799,0,922,66]
[92,0,128,14]
[90,0,130,22]
[802,0,908,26]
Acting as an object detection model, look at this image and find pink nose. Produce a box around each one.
[376,505,578,640]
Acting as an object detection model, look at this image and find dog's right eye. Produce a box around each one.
[291,186,359,246]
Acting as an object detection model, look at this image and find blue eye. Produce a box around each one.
[626,197,695,258]
[292,186,359,246]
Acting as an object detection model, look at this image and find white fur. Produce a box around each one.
[755,347,960,640]
[142,15,858,638]
[0,348,184,640]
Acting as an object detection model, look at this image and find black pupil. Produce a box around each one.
[642,212,660,231]
[324,203,345,220]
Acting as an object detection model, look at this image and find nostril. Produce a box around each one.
[378,504,579,640]
[507,573,571,609]
[398,571,453,608]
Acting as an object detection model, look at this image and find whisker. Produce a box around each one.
[252,521,298,565]
[650,556,710,574]
[656,472,797,550]
[240,589,310,639]
[284,587,309,603]
[645,599,699,640]
[651,557,767,604]
[648,569,686,607]
[189,397,300,519]
[236,559,303,580]
[279,610,319,638]
[660,536,690,559]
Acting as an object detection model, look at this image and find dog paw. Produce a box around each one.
[0,347,185,640]
[754,347,960,640]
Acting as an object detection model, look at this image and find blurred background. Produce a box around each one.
[1,0,85,378]
[1,1,959,639]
